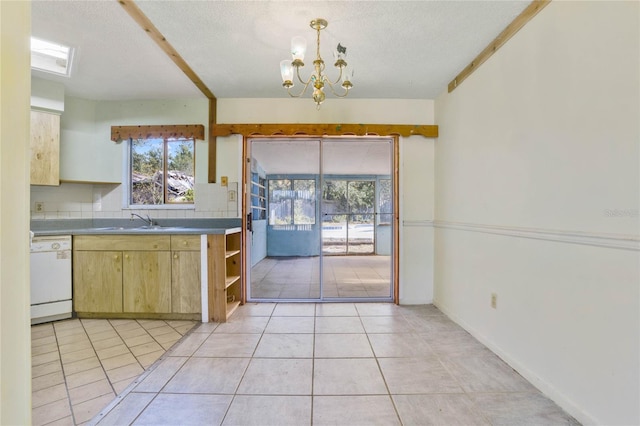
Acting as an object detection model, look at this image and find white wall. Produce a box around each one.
[400,136,435,304]
[33,97,241,219]
[1,1,32,423]
[219,98,436,304]
[31,77,64,113]
[218,98,433,125]
[434,2,639,425]
[34,96,437,303]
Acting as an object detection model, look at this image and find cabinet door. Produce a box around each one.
[30,110,60,186]
[123,251,171,313]
[73,251,123,313]
[171,251,201,313]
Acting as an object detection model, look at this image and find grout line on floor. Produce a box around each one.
[84,319,201,425]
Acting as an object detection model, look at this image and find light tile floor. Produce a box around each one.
[31,318,197,425]
[251,256,392,299]
[90,303,580,425]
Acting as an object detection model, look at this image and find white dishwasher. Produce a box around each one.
[30,235,73,325]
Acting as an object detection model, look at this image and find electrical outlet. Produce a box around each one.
[228,190,236,202]
[35,202,44,213]
[491,293,497,309]
[221,176,228,186]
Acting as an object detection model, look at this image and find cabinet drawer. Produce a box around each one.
[171,235,201,251]
[74,235,170,251]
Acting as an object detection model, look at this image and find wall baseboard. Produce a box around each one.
[434,299,599,426]
[432,220,639,251]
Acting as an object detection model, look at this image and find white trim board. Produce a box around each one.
[431,220,638,251]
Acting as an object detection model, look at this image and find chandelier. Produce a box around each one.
[280,18,353,109]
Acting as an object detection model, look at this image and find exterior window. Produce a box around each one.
[378,179,392,224]
[251,173,267,220]
[130,137,195,205]
[269,179,316,225]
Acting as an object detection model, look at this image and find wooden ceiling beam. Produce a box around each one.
[118,0,215,100]
[213,123,438,138]
[448,0,551,93]
[117,0,218,183]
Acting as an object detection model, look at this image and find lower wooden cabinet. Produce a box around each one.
[171,235,201,314]
[73,250,123,313]
[73,234,199,319]
[123,251,171,313]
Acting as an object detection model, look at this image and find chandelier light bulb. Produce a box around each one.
[280,60,294,86]
[291,36,307,62]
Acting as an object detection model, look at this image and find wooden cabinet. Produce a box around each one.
[123,251,171,313]
[73,250,123,313]
[72,232,240,321]
[208,230,242,322]
[30,110,60,186]
[171,235,201,314]
[73,235,197,319]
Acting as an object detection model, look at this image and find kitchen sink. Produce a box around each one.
[89,226,187,232]
[91,226,126,231]
[133,225,187,230]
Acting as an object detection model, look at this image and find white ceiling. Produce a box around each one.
[31,0,531,102]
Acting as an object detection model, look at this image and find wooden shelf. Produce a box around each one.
[225,275,240,289]
[208,230,242,323]
[225,249,240,259]
[226,300,241,317]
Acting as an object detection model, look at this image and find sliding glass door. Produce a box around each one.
[246,137,393,301]
[248,139,321,300]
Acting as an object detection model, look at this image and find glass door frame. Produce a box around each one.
[242,135,400,304]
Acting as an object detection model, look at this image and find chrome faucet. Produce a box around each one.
[130,213,154,226]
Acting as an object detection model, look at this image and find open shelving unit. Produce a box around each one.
[208,229,242,322]
[251,174,266,220]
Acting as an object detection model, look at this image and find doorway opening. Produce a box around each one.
[245,136,397,302]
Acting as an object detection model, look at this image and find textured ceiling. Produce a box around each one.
[31,0,530,102]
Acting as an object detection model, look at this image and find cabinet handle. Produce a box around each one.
[113,255,119,260]
[182,240,188,246]
[174,254,178,259]
[125,254,129,259]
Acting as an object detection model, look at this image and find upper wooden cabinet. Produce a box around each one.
[30,110,60,186]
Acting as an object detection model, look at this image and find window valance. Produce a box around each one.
[111,124,205,142]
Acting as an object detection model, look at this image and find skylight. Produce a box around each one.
[31,37,74,77]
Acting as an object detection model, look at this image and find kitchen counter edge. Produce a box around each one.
[32,227,242,237]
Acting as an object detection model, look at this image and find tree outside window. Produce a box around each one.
[269,179,316,225]
[378,179,392,224]
[130,137,195,205]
